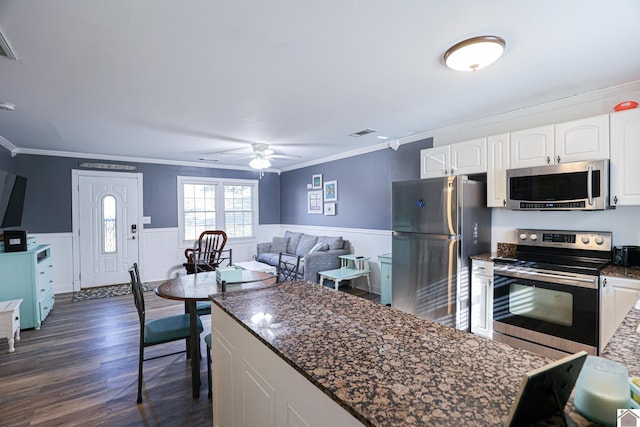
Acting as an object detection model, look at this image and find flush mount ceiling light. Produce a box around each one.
[444,35,506,72]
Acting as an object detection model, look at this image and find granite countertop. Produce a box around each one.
[601,264,640,280]
[211,281,598,426]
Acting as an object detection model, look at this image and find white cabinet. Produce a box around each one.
[599,275,640,353]
[610,108,640,206]
[555,114,609,164]
[510,124,555,169]
[211,304,363,427]
[510,116,609,169]
[420,138,487,179]
[470,259,493,339]
[420,146,450,178]
[486,133,510,207]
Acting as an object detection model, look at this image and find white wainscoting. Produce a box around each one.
[31,233,75,294]
[277,224,393,295]
[32,225,391,294]
[140,225,283,283]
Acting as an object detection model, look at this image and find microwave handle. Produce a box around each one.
[587,164,593,206]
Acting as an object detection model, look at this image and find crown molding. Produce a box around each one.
[12,147,279,174]
[405,79,640,146]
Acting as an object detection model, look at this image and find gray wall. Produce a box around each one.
[280,138,433,230]
[0,148,12,172]
[11,155,280,233]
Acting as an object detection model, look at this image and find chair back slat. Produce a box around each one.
[129,263,145,323]
[276,252,301,283]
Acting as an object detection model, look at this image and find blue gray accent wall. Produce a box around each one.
[0,147,12,171]
[280,138,433,230]
[11,155,280,233]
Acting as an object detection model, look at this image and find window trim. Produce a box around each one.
[177,176,258,248]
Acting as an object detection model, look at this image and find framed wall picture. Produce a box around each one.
[312,174,322,189]
[307,190,323,214]
[324,180,337,202]
[324,203,336,216]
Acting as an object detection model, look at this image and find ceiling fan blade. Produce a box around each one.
[268,153,301,159]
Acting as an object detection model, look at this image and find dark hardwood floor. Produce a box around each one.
[0,283,379,427]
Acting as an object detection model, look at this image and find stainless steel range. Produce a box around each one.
[492,229,611,359]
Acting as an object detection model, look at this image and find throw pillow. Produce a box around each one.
[270,236,289,254]
[296,234,318,257]
[284,231,303,255]
[318,236,344,250]
[308,242,329,253]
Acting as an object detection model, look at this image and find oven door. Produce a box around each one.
[492,265,598,349]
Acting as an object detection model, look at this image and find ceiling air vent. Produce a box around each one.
[0,29,17,60]
[349,128,378,137]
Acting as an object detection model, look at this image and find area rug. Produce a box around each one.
[71,283,153,302]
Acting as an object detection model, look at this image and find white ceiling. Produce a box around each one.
[1,1,639,171]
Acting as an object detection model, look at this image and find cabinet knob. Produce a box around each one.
[503,199,506,206]
[15,316,19,321]
[603,278,607,288]
[557,155,561,164]
[40,271,45,275]
[613,196,618,205]
[546,156,551,164]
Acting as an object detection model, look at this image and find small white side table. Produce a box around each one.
[0,299,22,353]
[234,260,277,274]
[318,255,371,292]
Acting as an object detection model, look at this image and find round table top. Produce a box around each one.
[155,270,277,302]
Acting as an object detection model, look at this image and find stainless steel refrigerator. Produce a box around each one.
[391,176,491,331]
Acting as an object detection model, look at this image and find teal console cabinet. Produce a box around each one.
[0,245,54,329]
[378,253,392,306]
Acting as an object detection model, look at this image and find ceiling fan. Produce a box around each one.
[200,143,300,170]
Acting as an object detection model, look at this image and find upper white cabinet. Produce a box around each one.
[509,125,555,169]
[420,138,487,179]
[610,108,640,206]
[486,133,510,207]
[509,115,609,170]
[555,114,610,164]
[420,146,450,178]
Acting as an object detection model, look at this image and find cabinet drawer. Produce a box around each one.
[37,264,53,294]
[471,260,493,277]
[39,288,55,322]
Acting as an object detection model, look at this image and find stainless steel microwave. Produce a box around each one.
[506,159,611,210]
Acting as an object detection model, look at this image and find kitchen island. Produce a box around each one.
[210,280,602,426]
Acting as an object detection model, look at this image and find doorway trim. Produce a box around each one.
[71,169,144,291]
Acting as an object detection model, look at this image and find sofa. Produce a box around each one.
[256,231,350,283]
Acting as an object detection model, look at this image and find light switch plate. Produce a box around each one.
[142,216,151,224]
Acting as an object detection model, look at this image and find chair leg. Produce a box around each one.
[137,343,144,404]
[207,345,212,399]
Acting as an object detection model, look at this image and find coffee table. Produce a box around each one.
[234,260,277,274]
[319,255,371,292]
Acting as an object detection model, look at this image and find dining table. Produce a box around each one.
[155,269,277,398]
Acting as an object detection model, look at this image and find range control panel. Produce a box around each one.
[516,229,612,251]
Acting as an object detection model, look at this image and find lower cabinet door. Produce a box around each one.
[211,305,363,427]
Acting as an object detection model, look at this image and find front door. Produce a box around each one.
[74,171,140,288]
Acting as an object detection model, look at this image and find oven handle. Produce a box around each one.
[493,266,598,289]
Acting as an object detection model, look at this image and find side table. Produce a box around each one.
[0,299,22,353]
[319,255,371,292]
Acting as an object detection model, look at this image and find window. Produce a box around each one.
[102,195,117,253]
[178,177,257,245]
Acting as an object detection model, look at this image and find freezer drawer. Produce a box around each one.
[392,233,459,327]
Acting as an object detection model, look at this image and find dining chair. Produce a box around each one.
[129,263,204,403]
[183,230,232,274]
[276,252,301,283]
